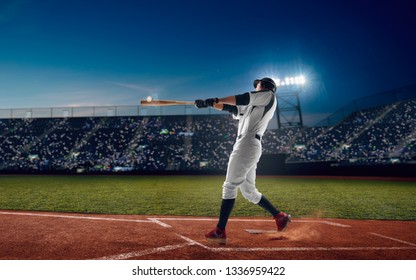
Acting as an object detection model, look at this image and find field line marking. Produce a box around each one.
[93,243,192,260]
[310,221,351,228]
[0,211,152,223]
[94,235,204,260]
[157,217,218,222]
[147,218,172,228]
[156,217,350,227]
[176,234,211,249]
[209,246,416,252]
[0,212,350,227]
[174,234,415,253]
[370,233,416,247]
[0,212,351,228]
[173,233,416,253]
[244,229,276,234]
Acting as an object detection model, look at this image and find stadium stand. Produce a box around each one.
[284,98,416,164]
[0,98,415,176]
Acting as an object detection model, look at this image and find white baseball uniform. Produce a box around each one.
[222,89,277,204]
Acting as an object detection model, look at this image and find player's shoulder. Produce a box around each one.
[250,89,274,94]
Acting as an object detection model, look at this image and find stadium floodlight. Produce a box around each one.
[272,74,306,129]
[275,75,306,87]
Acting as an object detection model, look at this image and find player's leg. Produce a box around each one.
[239,164,262,204]
[257,195,278,216]
[205,197,234,244]
[238,165,282,214]
[240,160,291,232]
[220,140,260,225]
[205,140,259,243]
[217,198,235,230]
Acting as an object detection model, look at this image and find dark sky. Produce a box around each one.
[0,0,415,125]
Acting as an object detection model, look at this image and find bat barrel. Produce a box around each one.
[140,100,195,106]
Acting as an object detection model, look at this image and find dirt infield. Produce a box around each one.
[0,210,415,260]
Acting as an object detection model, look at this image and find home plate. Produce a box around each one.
[245,229,276,234]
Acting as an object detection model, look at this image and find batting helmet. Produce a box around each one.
[253,77,277,93]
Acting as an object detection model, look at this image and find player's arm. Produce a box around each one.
[195,92,249,107]
[215,93,248,116]
[195,92,249,115]
[213,93,249,115]
[210,98,237,116]
[210,96,235,111]
[217,92,250,107]
[216,95,236,106]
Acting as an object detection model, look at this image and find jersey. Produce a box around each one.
[233,89,276,137]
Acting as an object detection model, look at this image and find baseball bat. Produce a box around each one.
[140,99,195,106]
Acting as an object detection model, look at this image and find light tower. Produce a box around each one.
[274,75,306,129]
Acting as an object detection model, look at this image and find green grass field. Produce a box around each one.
[0,175,415,220]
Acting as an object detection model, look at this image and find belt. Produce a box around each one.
[238,134,262,141]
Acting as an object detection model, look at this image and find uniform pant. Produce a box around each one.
[222,135,263,204]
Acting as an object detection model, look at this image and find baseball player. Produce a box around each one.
[195,77,291,244]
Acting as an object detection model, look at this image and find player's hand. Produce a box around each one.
[205,98,219,107]
[195,99,208,109]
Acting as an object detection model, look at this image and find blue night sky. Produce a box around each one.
[0,0,415,125]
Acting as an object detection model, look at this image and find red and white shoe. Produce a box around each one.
[275,212,291,232]
[205,227,227,244]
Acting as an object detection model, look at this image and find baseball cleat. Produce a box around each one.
[205,227,227,244]
[274,212,291,232]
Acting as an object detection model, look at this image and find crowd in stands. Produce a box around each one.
[286,98,416,164]
[0,98,415,173]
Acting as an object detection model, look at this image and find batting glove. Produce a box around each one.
[195,99,208,109]
[205,98,219,107]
